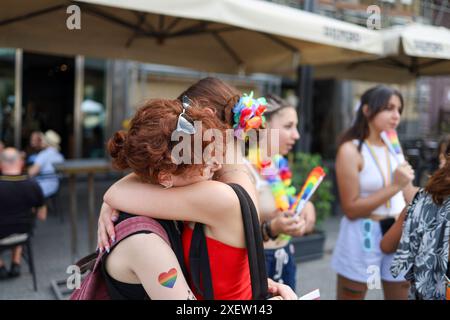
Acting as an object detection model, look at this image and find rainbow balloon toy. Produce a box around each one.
[380,130,405,163]
[291,166,326,217]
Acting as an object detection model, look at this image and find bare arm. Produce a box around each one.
[28,164,40,177]
[104,173,239,227]
[402,182,419,205]
[336,142,409,220]
[380,208,407,254]
[107,233,196,300]
[36,205,47,221]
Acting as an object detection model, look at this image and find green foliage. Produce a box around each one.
[290,152,335,229]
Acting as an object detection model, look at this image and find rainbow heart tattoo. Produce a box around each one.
[158,268,177,288]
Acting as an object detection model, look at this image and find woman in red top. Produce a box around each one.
[98,78,287,299]
[182,221,252,299]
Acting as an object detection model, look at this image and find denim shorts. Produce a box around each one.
[265,242,297,290]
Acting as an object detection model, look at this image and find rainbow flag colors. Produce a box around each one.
[158,268,178,288]
[291,166,326,217]
[380,130,405,163]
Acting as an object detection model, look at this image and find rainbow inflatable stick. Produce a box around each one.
[380,130,405,164]
[291,166,326,217]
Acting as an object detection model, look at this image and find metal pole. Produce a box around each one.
[87,172,95,252]
[294,0,315,154]
[104,60,113,151]
[14,49,23,149]
[74,55,84,158]
[69,173,78,259]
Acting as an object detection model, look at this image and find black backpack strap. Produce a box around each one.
[228,183,269,300]
[157,220,189,283]
[189,223,214,299]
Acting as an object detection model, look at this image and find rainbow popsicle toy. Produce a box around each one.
[291,166,326,217]
[380,130,405,164]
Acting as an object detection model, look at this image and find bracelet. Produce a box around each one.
[261,220,277,241]
[261,221,270,241]
[265,219,277,240]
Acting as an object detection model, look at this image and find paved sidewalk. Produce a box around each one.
[296,216,383,300]
[0,178,384,300]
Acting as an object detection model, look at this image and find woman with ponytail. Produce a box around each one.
[331,85,417,300]
[243,94,316,291]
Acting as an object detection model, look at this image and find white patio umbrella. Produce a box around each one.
[0,0,383,74]
[315,23,450,83]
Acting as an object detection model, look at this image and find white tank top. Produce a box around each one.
[354,139,406,216]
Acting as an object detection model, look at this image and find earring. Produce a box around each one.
[161,182,173,189]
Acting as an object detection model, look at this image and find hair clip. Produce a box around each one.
[176,95,196,135]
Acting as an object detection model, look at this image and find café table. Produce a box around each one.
[54,159,112,257]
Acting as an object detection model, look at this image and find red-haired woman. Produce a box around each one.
[97,78,298,300]
[97,97,295,300]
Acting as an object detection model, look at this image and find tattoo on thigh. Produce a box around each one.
[158,268,177,288]
[342,286,364,297]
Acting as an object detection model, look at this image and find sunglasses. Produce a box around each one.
[362,219,373,252]
[176,95,196,135]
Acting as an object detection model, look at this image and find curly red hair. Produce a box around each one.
[108,99,227,184]
[425,154,450,205]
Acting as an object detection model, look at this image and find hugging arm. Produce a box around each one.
[98,173,238,250]
[104,173,236,224]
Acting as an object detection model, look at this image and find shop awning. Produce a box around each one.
[0,0,383,74]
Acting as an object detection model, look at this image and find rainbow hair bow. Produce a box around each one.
[233,92,267,140]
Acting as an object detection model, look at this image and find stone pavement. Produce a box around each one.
[0,176,384,300]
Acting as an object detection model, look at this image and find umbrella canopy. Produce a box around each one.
[0,0,383,74]
[315,23,450,83]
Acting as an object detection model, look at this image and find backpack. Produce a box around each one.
[70,216,171,300]
[189,183,269,300]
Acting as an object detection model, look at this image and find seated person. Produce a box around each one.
[0,148,46,279]
[26,131,44,166]
[28,130,64,198]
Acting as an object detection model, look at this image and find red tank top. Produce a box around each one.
[182,223,252,300]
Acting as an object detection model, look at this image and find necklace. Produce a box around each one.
[365,140,392,208]
[248,148,296,211]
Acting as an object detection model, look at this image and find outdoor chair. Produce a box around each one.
[0,232,37,291]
